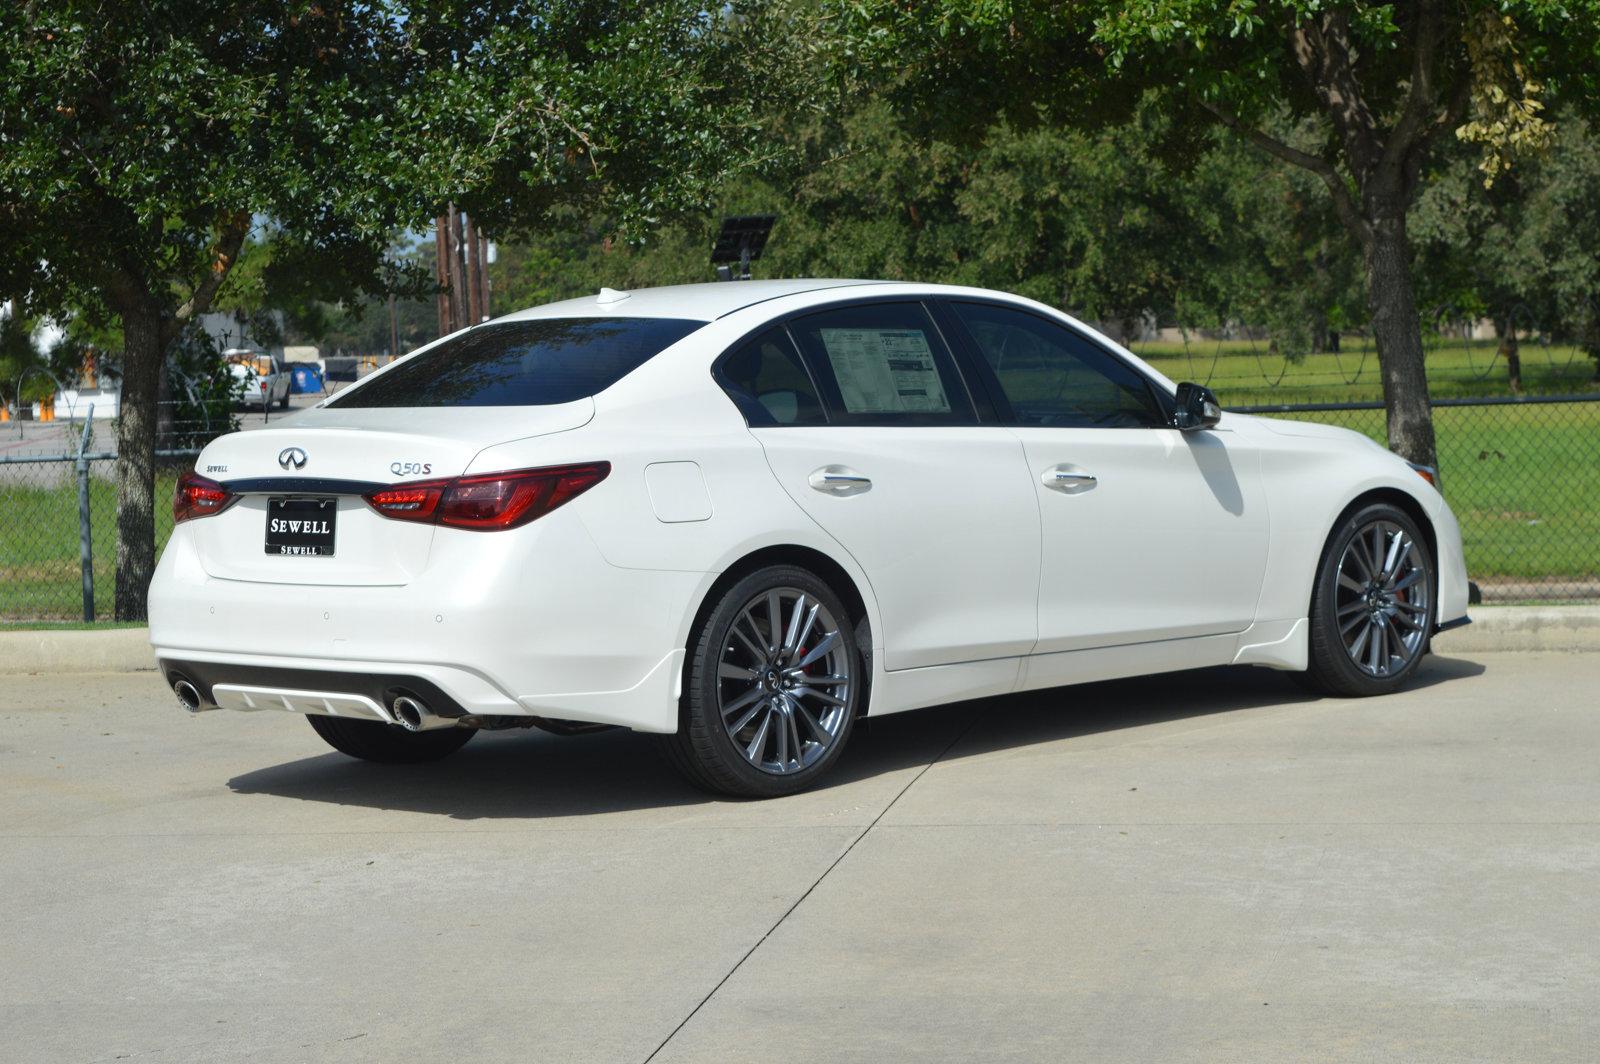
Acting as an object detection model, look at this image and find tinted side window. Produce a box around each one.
[951,302,1166,428]
[331,317,703,408]
[788,302,974,424]
[718,327,827,426]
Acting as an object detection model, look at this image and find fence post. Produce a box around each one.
[75,405,95,623]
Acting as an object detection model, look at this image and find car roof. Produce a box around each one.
[492,279,895,324]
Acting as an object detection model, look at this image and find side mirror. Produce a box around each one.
[1173,382,1222,431]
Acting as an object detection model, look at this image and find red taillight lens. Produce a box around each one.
[173,471,236,523]
[364,483,446,523]
[364,463,609,531]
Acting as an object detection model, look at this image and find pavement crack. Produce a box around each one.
[640,707,985,1063]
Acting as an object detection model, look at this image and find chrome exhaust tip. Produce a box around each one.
[390,694,455,731]
[173,679,203,713]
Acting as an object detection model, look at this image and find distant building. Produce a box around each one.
[197,311,285,358]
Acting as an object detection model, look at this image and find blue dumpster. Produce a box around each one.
[289,363,325,395]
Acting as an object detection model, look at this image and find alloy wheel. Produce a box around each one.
[717,586,852,775]
[1334,519,1431,677]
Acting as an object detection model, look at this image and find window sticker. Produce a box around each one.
[818,328,951,414]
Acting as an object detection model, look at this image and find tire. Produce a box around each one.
[661,565,862,798]
[306,714,476,763]
[1299,501,1436,696]
[278,387,290,410]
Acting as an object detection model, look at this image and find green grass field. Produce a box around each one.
[1,467,180,622]
[1253,401,1600,585]
[1129,339,1598,407]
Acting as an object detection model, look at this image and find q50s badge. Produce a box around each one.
[390,461,433,477]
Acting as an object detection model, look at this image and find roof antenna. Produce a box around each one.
[711,215,776,281]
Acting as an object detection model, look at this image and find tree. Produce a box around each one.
[1,2,775,619]
[0,301,46,408]
[1414,109,1600,383]
[846,1,1600,468]
[491,97,1362,360]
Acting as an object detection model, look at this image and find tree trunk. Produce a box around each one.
[1312,314,1330,355]
[115,304,165,621]
[1361,211,1438,470]
[1497,317,1521,394]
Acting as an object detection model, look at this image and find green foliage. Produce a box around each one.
[0,2,778,323]
[0,306,45,404]
[0,1,788,618]
[843,0,1600,468]
[1413,108,1600,372]
[0,303,87,404]
[490,97,1363,359]
[164,326,240,449]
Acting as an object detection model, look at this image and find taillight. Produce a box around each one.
[365,484,445,522]
[364,463,610,531]
[174,471,236,522]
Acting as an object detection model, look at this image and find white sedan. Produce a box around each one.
[151,280,1470,796]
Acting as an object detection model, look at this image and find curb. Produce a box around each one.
[1431,605,1600,655]
[2,606,1597,676]
[0,628,155,675]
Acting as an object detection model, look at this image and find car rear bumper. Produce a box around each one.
[154,648,685,732]
[148,508,700,733]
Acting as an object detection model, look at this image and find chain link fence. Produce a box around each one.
[1,400,203,622]
[1231,394,1600,602]
[2,392,1596,622]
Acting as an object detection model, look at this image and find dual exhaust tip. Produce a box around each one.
[172,678,454,731]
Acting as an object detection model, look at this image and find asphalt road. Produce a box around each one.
[3,651,1596,1063]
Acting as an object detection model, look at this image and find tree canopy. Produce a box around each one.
[0,0,781,618]
[844,1,1600,466]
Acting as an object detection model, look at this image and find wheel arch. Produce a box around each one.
[1313,487,1438,610]
[681,543,876,712]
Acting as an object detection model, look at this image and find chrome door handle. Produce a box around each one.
[1043,467,1098,492]
[809,466,872,496]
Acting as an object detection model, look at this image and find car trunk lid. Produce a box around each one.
[187,402,592,586]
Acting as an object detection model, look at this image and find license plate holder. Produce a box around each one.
[265,497,337,556]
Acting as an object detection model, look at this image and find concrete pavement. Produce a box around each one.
[2,652,1597,1062]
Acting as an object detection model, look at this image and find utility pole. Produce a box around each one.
[447,208,466,332]
[476,232,492,321]
[463,212,482,326]
[434,210,454,337]
[434,206,493,336]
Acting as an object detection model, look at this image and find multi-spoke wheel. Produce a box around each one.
[1301,502,1436,696]
[663,565,861,797]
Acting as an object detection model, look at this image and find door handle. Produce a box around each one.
[809,466,872,496]
[1043,467,1098,493]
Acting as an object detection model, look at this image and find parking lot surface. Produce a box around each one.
[2,651,1596,1063]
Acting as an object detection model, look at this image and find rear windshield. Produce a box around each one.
[329,317,704,407]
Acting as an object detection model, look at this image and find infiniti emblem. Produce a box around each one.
[278,447,308,471]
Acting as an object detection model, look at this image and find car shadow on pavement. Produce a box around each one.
[933,653,1486,766]
[227,654,1486,820]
